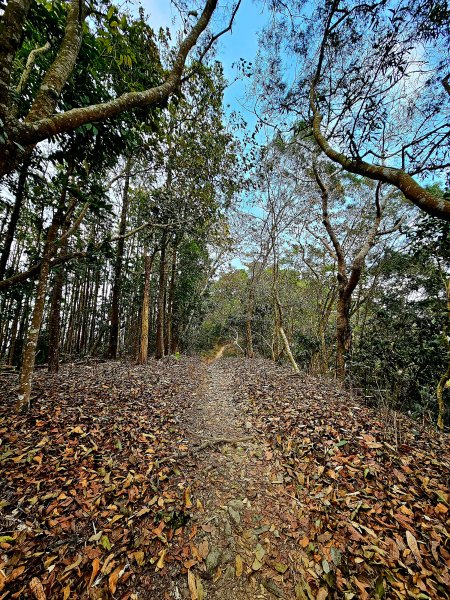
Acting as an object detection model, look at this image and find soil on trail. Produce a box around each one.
[175,360,298,600]
[1,357,449,600]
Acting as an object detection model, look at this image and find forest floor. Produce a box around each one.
[0,357,449,600]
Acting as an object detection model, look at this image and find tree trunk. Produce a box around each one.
[47,260,65,372]
[47,211,71,372]
[245,288,254,358]
[108,159,131,359]
[138,248,155,364]
[436,278,450,430]
[279,325,300,374]
[165,245,177,355]
[0,156,30,279]
[16,209,63,411]
[7,302,21,366]
[155,233,167,359]
[336,289,351,380]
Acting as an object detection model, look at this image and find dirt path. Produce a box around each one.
[2,357,448,598]
[169,359,301,600]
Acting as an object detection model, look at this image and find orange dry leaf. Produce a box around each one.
[235,555,243,577]
[108,565,122,594]
[198,540,209,559]
[184,487,193,509]
[156,549,167,570]
[89,558,100,587]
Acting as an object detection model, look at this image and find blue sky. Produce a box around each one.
[140,1,271,270]
[142,0,269,128]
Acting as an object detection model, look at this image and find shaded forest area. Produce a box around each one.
[0,0,449,598]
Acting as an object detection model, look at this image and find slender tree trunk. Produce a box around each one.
[47,212,71,371]
[336,289,351,380]
[273,259,299,374]
[16,209,63,410]
[155,233,167,359]
[47,260,65,372]
[246,287,254,358]
[279,325,300,373]
[138,248,155,364]
[7,302,21,366]
[0,156,30,279]
[108,159,131,358]
[436,278,450,430]
[165,245,177,355]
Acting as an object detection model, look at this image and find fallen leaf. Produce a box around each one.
[236,554,243,577]
[188,569,198,600]
[198,540,209,559]
[29,577,46,600]
[156,549,167,570]
[109,565,122,594]
[184,487,193,509]
[406,531,422,565]
[89,558,100,587]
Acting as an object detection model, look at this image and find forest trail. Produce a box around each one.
[175,359,294,599]
[1,357,449,599]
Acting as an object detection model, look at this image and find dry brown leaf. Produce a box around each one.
[156,549,167,570]
[184,487,193,509]
[29,577,46,600]
[198,540,209,559]
[6,566,25,583]
[89,558,100,587]
[63,555,82,573]
[108,565,122,594]
[187,569,198,600]
[133,551,145,566]
[236,554,243,577]
[406,531,422,565]
[353,577,369,600]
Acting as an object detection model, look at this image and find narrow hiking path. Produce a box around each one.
[179,360,297,599]
[165,358,313,600]
[1,357,449,599]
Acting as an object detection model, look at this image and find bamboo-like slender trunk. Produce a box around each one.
[16,209,63,410]
[155,233,167,359]
[0,156,30,279]
[165,245,177,355]
[108,159,131,359]
[138,248,155,364]
[436,278,450,429]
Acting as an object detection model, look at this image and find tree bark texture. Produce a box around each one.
[108,160,131,359]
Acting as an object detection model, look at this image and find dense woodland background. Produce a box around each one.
[0,0,449,426]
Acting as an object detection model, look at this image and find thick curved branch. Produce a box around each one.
[26,0,83,122]
[181,0,242,83]
[15,41,51,96]
[16,0,218,146]
[310,85,450,221]
[312,161,345,267]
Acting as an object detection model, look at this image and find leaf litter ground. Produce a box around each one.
[0,357,449,599]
